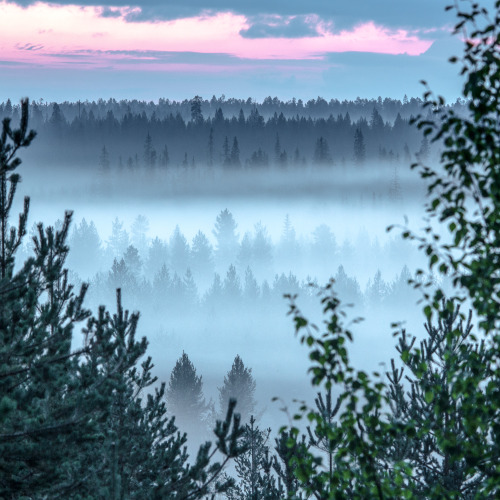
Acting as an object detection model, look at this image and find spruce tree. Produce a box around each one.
[353,128,366,165]
[385,304,486,497]
[166,352,209,433]
[218,355,256,423]
[226,416,283,500]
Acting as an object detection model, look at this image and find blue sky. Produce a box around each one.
[0,0,486,103]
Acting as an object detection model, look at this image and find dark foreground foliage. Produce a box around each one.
[0,101,245,498]
[1,1,500,498]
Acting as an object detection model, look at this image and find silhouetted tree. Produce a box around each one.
[213,209,239,269]
[218,355,256,423]
[166,352,208,433]
[353,128,366,165]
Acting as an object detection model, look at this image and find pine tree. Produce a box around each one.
[274,133,281,164]
[222,136,231,167]
[166,352,208,433]
[231,136,241,167]
[207,127,214,166]
[108,217,130,257]
[79,290,246,498]
[273,431,308,499]
[353,128,366,165]
[190,95,203,123]
[218,355,256,423]
[99,144,110,172]
[191,230,214,285]
[313,136,331,165]
[385,304,485,497]
[213,209,239,268]
[226,416,283,500]
[143,131,156,168]
[0,100,94,495]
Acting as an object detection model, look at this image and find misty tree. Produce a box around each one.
[190,230,214,285]
[247,148,268,167]
[334,265,363,305]
[183,268,199,311]
[277,214,300,269]
[386,265,416,308]
[143,131,156,168]
[313,136,331,165]
[123,244,142,281]
[243,267,260,302]
[48,102,65,136]
[166,352,209,433]
[144,236,168,279]
[222,136,231,167]
[237,232,253,271]
[131,214,149,256]
[108,217,130,258]
[152,264,171,309]
[274,133,281,164]
[169,225,190,275]
[370,106,385,140]
[213,209,239,269]
[353,128,366,165]
[252,222,273,278]
[231,136,241,167]
[207,127,214,166]
[223,264,242,304]
[389,164,402,201]
[160,144,170,167]
[99,144,110,172]
[67,218,103,277]
[416,136,430,162]
[218,355,256,423]
[190,95,203,124]
[204,272,223,315]
[311,224,338,273]
[107,257,137,295]
[182,152,188,168]
[365,269,388,308]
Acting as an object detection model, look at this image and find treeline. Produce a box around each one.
[42,211,420,319]
[0,95,456,169]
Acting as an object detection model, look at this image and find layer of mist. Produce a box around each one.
[13,160,436,436]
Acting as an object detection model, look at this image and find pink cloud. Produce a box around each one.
[0,1,434,69]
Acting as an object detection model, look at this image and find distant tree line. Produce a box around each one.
[45,210,420,322]
[0,96,454,170]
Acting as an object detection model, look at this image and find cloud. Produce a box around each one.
[0,2,434,68]
[16,42,44,51]
[240,15,324,39]
[8,0,487,30]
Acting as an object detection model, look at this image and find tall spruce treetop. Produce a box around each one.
[166,352,208,432]
[218,355,256,423]
[213,208,239,268]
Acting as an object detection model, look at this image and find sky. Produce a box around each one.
[0,0,488,103]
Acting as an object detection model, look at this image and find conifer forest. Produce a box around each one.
[1,1,500,498]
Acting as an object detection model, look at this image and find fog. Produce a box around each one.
[15,160,434,436]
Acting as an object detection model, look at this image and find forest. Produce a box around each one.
[1,0,500,498]
[0,93,460,170]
